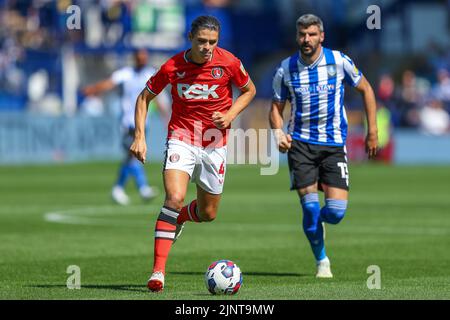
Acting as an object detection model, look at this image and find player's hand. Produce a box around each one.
[212,112,232,129]
[274,130,292,153]
[365,132,378,159]
[130,138,147,163]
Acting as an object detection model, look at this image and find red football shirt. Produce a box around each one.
[146,47,250,147]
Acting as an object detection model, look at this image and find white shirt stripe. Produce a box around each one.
[317,60,329,143]
[299,61,311,141]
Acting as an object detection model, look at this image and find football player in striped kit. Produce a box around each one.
[270,14,378,278]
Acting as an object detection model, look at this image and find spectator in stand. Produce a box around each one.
[433,68,450,111]
[419,97,450,136]
[396,70,430,128]
[377,73,399,126]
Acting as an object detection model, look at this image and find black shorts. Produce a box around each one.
[287,139,349,191]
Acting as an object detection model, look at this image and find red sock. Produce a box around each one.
[177,200,200,224]
[153,206,179,274]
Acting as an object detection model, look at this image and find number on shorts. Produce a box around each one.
[219,161,225,175]
[337,162,349,186]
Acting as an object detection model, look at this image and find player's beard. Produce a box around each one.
[300,43,318,57]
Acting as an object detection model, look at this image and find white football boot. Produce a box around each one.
[316,257,333,278]
[112,186,130,205]
[147,271,165,292]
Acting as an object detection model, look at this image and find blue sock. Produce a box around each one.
[301,193,326,261]
[117,161,132,188]
[129,158,149,189]
[321,199,347,225]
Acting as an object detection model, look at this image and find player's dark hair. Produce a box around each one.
[190,15,221,36]
[296,14,324,32]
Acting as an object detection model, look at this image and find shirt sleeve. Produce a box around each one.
[230,57,250,88]
[111,67,131,85]
[146,63,170,95]
[341,52,363,87]
[272,65,289,102]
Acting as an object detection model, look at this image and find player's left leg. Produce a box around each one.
[177,145,226,225]
[320,185,348,224]
[319,146,349,225]
[196,185,221,221]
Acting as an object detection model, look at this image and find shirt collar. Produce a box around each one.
[298,47,324,69]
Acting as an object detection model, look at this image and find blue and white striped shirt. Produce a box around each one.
[272,47,363,146]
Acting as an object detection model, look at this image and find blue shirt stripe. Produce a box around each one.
[279,72,288,101]
[308,67,319,141]
[339,84,347,142]
[289,52,302,136]
[323,48,337,144]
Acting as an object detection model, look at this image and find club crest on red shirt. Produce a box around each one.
[211,67,223,79]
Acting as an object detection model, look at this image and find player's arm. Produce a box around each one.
[130,88,156,163]
[82,78,116,96]
[269,100,292,153]
[212,79,256,129]
[154,92,171,124]
[355,75,378,158]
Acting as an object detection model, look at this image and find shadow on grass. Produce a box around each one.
[30,272,308,293]
[30,284,147,293]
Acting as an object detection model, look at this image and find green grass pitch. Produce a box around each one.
[0,162,449,300]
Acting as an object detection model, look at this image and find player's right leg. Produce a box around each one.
[297,186,327,264]
[148,169,189,292]
[288,140,330,277]
[148,139,197,292]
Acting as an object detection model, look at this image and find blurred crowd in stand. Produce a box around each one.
[1,0,449,140]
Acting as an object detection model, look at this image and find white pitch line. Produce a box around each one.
[42,206,450,236]
[43,205,160,227]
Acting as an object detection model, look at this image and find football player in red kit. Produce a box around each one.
[130,15,256,292]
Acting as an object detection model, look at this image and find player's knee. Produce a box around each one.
[164,194,185,211]
[301,197,321,239]
[324,208,345,224]
[322,199,347,225]
[197,206,217,222]
[302,201,318,214]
